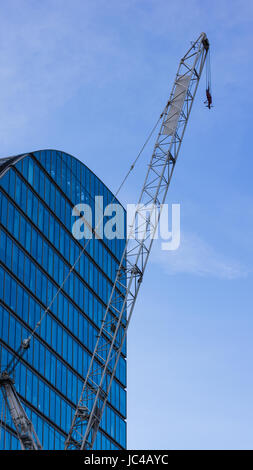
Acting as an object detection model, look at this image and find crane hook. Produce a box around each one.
[204,48,213,109]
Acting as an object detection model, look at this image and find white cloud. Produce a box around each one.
[0,0,252,144]
[0,1,129,143]
[151,231,248,280]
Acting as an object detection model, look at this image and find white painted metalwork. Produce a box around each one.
[0,372,42,450]
[65,32,209,450]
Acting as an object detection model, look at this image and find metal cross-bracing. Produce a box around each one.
[0,371,42,450]
[64,32,209,450]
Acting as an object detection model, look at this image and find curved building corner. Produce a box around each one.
[0,149,126,450]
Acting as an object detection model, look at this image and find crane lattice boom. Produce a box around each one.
[64,32,209,450]
[0,372,42,450]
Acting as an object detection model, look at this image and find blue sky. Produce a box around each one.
[0,0,253,449]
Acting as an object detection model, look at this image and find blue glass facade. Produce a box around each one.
[0,150,126,450]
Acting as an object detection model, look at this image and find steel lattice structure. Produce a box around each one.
[64,32,209,450]
[0,372,42,450]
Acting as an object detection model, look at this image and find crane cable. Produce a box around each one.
[4,108,166,377]
[204,48,212,109]
[206,48,211,93]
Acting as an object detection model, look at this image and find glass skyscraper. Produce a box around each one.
[0,150,126,450]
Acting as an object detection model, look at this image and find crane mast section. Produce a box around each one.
[65,33,209,451]
[0,372,42,450]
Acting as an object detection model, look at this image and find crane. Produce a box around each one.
[0,32,210,451]
[0,339,42,450]
[0,371,42,450]
[64,32,210,450]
